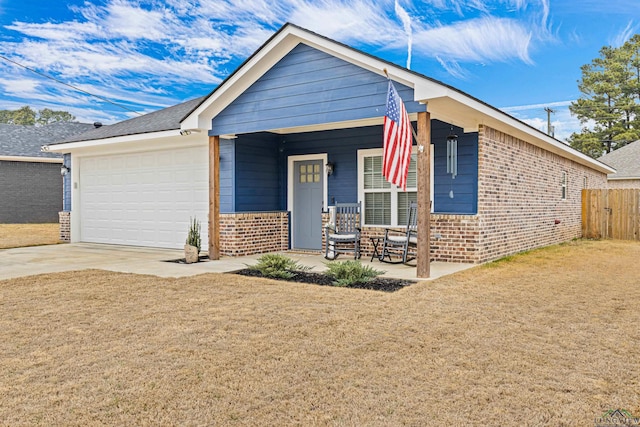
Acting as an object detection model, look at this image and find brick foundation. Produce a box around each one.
[322,212,481,263]
[219,211,289,256]
[59,211,70,242]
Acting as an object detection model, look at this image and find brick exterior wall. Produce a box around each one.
[59,211,70,242]
[476,125,608,262]
[0,160,62,223]
[219,211,289,256]
[429,214,480,262]
[607,179,640,189]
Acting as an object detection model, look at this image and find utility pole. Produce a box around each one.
[544,107,555,137]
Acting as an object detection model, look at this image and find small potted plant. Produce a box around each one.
[184,217,201,264]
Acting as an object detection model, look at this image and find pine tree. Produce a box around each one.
[0,106,75,126]
[569,37,640,157]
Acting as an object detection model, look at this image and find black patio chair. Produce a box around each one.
[324,202,361,260]
[379,201,418,264]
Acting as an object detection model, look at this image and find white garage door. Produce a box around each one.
[79,146,209,249]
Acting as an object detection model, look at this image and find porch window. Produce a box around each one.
[358,148,419,226]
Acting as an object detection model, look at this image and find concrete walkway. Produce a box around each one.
[0,243,475,281]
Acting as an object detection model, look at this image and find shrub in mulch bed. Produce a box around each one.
[234,268,414,292]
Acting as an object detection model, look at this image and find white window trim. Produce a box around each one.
[561,171,568,200]
[357,146,434,227]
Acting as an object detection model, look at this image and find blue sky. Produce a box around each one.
[0,0,637,142]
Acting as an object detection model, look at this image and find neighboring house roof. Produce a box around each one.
[598,140,640,179]
[0,122,95,160]
[51,97,206,144]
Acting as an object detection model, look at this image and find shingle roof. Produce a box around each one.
[50,97,206,144]
[0,122,96,158]
[598,140,640,178]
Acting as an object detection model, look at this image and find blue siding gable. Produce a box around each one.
[211,43,426,136]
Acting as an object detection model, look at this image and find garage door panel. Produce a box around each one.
[79,146,209,249]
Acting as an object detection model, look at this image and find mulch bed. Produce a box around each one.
[234,268,414,292]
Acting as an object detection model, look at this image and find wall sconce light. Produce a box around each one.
[326,161,334,176]
[60,164,70,176]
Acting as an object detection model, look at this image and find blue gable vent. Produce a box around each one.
[211,44,425,136]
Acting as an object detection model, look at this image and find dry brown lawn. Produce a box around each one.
[1,240,639,426]
[0,223,61,249]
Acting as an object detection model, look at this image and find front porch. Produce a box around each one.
[212,118,480,264]
[0,243,475,282]
[191,37,484,277]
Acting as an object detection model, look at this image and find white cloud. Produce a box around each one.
[610,21,636,47]
[501,100,573,112]
[0,77,40,97]
[288,0,401,45]
[395,0,413,69]
[0,0,556,121]
[5,21,101,40]
[412,17,533,63]
[503,101,582,142]
[434,56,467,79]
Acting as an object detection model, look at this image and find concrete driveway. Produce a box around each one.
[0,243,474,281]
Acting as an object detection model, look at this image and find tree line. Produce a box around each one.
[569,35,640,158]
[0,106,75,126]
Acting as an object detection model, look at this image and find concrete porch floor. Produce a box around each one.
[0,243,475,282]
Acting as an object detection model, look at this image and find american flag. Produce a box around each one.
[383,80,413,191]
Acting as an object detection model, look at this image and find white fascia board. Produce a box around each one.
[46,130,182,153]
[45,130,208,158]
[608,176,640,180]
[0,155,62,163]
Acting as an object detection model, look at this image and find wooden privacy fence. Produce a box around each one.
[582,189,640,240]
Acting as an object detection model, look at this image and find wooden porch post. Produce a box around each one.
[416,111,431,278]
[209,135,220,260]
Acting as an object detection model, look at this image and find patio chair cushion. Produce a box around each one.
[386,235,417,245]
[328,233,358,240]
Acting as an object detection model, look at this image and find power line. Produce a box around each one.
[0,54,142,116]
